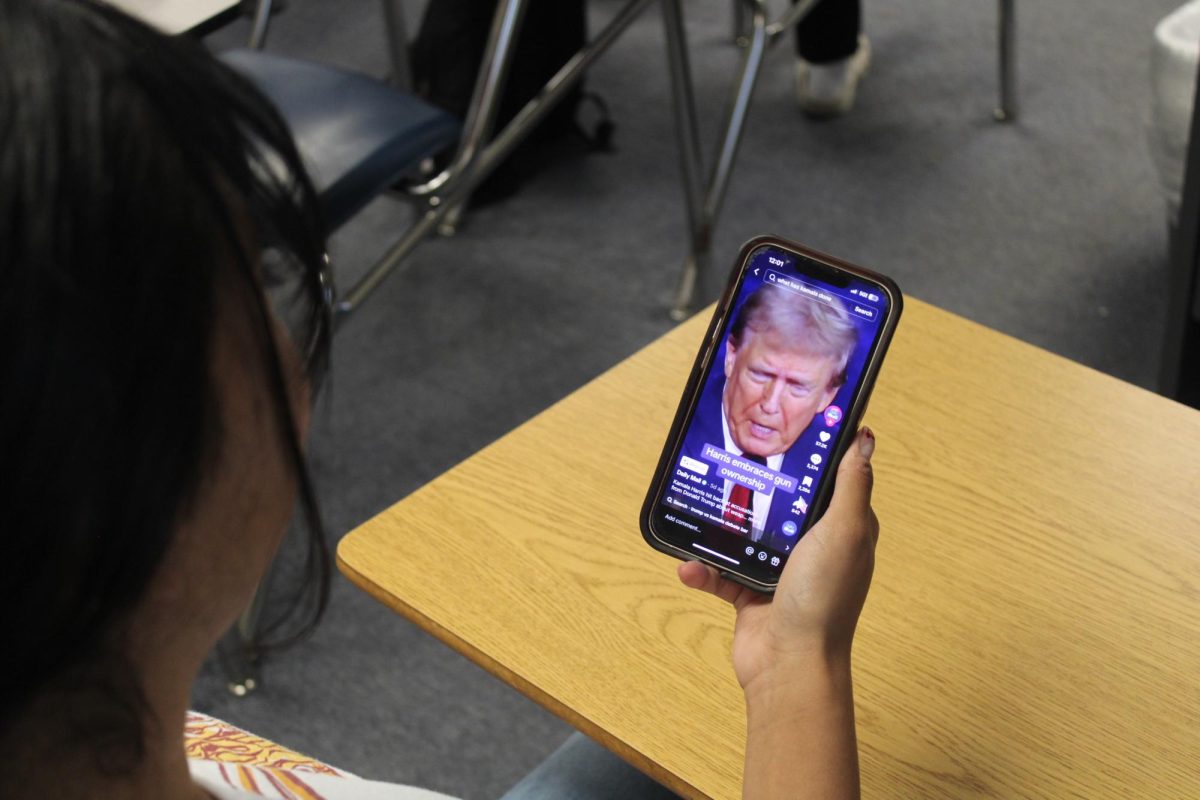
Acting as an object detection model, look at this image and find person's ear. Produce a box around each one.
[724,340,738,379]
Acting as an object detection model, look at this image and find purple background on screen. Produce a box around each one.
[661,244,889,555]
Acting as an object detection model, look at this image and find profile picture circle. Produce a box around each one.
[823,405,843,426]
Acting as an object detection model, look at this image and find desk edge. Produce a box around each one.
[335,544,712,800]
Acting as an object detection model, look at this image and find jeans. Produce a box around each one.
[498,733,681,800]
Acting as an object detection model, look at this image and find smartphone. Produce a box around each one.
[640,235,902,593]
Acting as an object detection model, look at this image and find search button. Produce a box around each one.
[851,304,876,320]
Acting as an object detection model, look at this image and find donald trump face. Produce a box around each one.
[721,285,857,458]
[723,330,840,458]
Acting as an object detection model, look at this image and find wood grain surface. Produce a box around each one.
[338,298,1200,799]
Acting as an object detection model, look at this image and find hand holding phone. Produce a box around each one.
[641,235,901,592]
[677,426,878,691]
[678,427,879,800]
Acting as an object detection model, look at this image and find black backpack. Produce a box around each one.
[411,0,613,206]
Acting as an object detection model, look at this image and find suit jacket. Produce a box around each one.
[678,373,825,553]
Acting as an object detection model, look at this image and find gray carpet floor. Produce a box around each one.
[194,1,1184,798]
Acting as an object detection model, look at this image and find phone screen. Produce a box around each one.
[645,242,895,587]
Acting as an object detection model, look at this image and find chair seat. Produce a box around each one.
[220,49,460,231]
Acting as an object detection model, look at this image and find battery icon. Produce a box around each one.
[867,293,879,302]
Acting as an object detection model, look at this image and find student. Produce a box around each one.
[0,2,880,798]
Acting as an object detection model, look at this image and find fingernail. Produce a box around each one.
[858,426,875,459]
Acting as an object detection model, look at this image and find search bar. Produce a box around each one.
[763,269,879,322]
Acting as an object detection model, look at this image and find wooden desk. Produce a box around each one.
[338,299,1200,799]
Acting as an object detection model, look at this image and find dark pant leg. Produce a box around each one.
[794,0,861,64]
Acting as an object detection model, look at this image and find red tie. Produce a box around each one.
[724,483,753,531]
[724,454,766,533]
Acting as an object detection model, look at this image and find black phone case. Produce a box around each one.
[639,234,903,593]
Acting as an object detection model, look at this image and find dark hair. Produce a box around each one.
[0,0,331,763]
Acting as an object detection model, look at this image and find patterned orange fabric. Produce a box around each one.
[184,711,343,778]
[208,762,330,799]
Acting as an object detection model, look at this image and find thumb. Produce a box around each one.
[822,426,876,525]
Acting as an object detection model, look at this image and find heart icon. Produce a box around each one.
[819,432,831,443]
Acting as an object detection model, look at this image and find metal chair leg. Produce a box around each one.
[662,0,707,319]
[733,0,749,47]
[438,202,466,238]
[381,0,413,90]
[995,0,1017,121]
[338,0,657,318]
[246,0,273,50]
[664,0,777,317]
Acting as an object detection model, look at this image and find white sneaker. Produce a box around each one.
[795,35,871,118]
